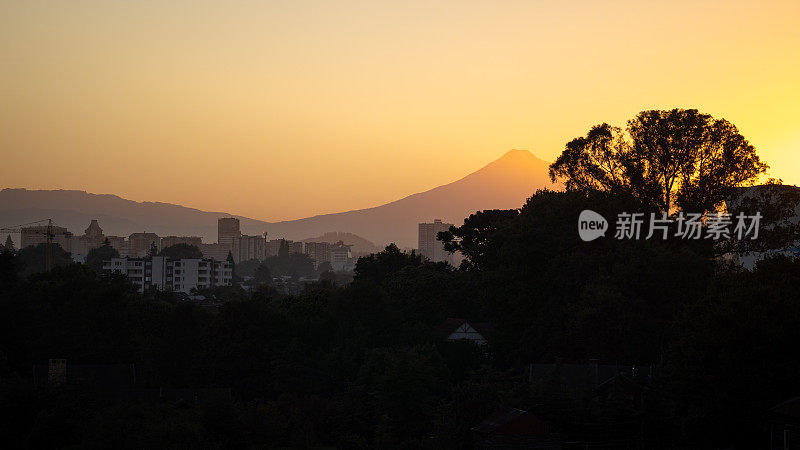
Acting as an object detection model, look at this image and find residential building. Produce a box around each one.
[127,232,160,257]
[103,256,233,294]
[217,217,241,261]
[267,239,282,257]
[201,243,232,261]
[329,240,353,271]
[106,235,127,256]
[239,234,266,261]
[438,318,494,346]
[304,241,331,268]
[289,241,304,255]
[71,219,105,257]
[66,220,129,257]
[418,219,454,264]
[267,238,302,257]
[216,218,267,262]
[20,225,72,253]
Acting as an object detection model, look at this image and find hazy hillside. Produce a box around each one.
[0,150,559,248]
[0,189,271,247]
[301,232,381,256]
[264,149,559,246]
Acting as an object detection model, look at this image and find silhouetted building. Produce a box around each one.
[127,232,160,257]
[106,235,128,256]
[304,241,331,268]
[418,219,453,264]
[200,243,229,260]
[217,217,241,261]
[267,238,303,257]
[20,224,72,253]
[239,234,267,261]
[218,218,268,262]
[267,239,283,257]
[83,219,103,242]
[329,240,353,271]
[289,241,304,255]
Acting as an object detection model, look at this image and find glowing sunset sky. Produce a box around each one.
[1,0,799,221]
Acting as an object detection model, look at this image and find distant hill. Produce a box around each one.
[301,232,381,256]
[264,149,559,246]
[0,150,559,248]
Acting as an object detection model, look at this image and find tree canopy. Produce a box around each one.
[16,243,73,277]
[548,109,768,212]
[85,239,120,272]
[3,235,14,252]
[158,243,203,259]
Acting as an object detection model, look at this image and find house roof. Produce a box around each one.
[770,396,800,419]
[436,317,494,338]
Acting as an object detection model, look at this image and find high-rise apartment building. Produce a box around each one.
[267,238,303,257]
[20,225,72,253]
[201,243,232,261]
[106,235,128,256]
[289,241,304,255]
[216,218,268,262]
[418,219,453,264]
[217,217,241,261]
[127,232,161,257]
[239,234,267,261]
[329,240,353,271]
[304,241,331,268]
[70,220,105,256]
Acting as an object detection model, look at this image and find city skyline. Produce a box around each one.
[2,1,799,221]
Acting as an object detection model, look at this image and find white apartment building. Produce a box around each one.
[329,240,353,271]
[103,256,233,294]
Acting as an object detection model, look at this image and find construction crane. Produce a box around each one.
[0,218,72,271]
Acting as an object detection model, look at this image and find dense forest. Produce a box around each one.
[2,186,800,448]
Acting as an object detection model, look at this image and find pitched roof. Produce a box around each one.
[436,317,494,337]
[770,396,800,419]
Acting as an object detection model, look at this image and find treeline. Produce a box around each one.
[1,189,799,447]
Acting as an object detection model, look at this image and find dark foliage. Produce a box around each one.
[158,243,203,259]
[85,240,120,272]
[0,189,796,448]
[549,109,768,212]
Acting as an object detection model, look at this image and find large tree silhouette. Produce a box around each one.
[548,108,768,212]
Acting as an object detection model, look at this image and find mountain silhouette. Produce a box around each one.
[0,150,559,248]
[300,232,381,257]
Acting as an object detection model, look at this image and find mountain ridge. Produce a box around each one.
[1,150,559,248]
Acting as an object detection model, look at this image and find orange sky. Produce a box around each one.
[1,0,799,221]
